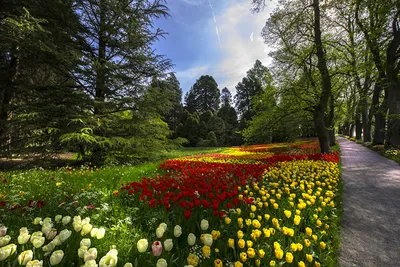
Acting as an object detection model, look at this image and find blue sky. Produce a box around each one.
[153,0,276,96]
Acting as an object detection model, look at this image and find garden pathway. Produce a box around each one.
[338,137,400,267]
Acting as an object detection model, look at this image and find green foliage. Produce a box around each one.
[185,75,220,113]
[235,60,270,125]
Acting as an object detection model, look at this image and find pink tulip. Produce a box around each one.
[152,241,163,257]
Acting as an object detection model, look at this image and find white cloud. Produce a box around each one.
[173,1,276,95]
[176,65,209,80]
[215,1,275,94]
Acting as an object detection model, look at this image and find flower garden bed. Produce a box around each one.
[0,139,341,266]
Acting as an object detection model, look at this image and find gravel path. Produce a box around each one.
[338,137,400,267]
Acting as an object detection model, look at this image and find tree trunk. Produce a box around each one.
[355,105,362,140]
[349,124,354,138]
[386,12,400,147]
[314,111,330,153]
[95,0,107,115]
[312,0,331,153]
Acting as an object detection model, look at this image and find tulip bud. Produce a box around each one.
[80,238,91,248]
[43,217,52,224]
[200,219,209,231]
[152,241,163,257]
[84,248,97,262]
[42,222,53,235]
[73,221,82,232]
[33,217,42,225]
[0,235,11,246]
[59,229,71,242]
[26,260,43,267]
[156,258,168,267]
[156,227,165,238]
[78,246,88,258]
[55,215,62,223]
[32,237,45,248]
[123,263,133,267]
[19,234,31,245]
[20,227,29,234]
[0,225,7,237]
[42,241,56,253]
[84,260,98,267]
[30,231,43,242]
[52,236,62,246]
[0,244,16,261]
[50,250,64,265]
[18,250,33,265]
[90,228,99,238]
[164,239,173,252]
[96,227,105,239]
[203,234,213,246]
[81,223,93,236]
[17,234,31,245]
[159,223,167,232]
[46,229,57,240]
[137,239,148,253]
[173,225,182,238]
[62,216,71,225]
[99,250,118,267]
[187,233,196,246]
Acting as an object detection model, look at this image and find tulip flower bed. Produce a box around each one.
[0,139,341,267]
[118,140,341,266]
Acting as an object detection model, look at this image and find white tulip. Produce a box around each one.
[200,219,209,231]
[84,260,98,267]
[18,250,33,265]
[59,229,71,242]
[26,260,43,267]
[80,238,91,248]
[156,258,168,267]
[32,237,45,248]
[61,216,71,225]
[0,235,11,247]
[187,233,196,246]
[159,223,167,232]
[156,227,165,238]
[50,250,64,265]
[173,225,182,237]
[137,239,148,253]
[55,215,62,223]
[96,228,105,239]
[164,239,173,252]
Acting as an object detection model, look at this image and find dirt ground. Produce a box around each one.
[338,137,400,267]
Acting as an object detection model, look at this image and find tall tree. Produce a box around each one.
[151,73,183,134]
[184,75,220,113]
[387,8,400,147]
[354,0,392,145]
[60,0,173,162]
[253,0,336,153]
[235,60,269,125]
[217,88,239,145]
[0,1,82,156]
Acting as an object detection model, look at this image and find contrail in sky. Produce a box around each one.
[207,0,222,49]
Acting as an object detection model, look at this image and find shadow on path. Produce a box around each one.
[338,137,400,267]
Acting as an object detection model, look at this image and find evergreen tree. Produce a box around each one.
[235,60,269,124]
[217,88,239,145]
[60,0,173,162]
[185,75,220,113]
